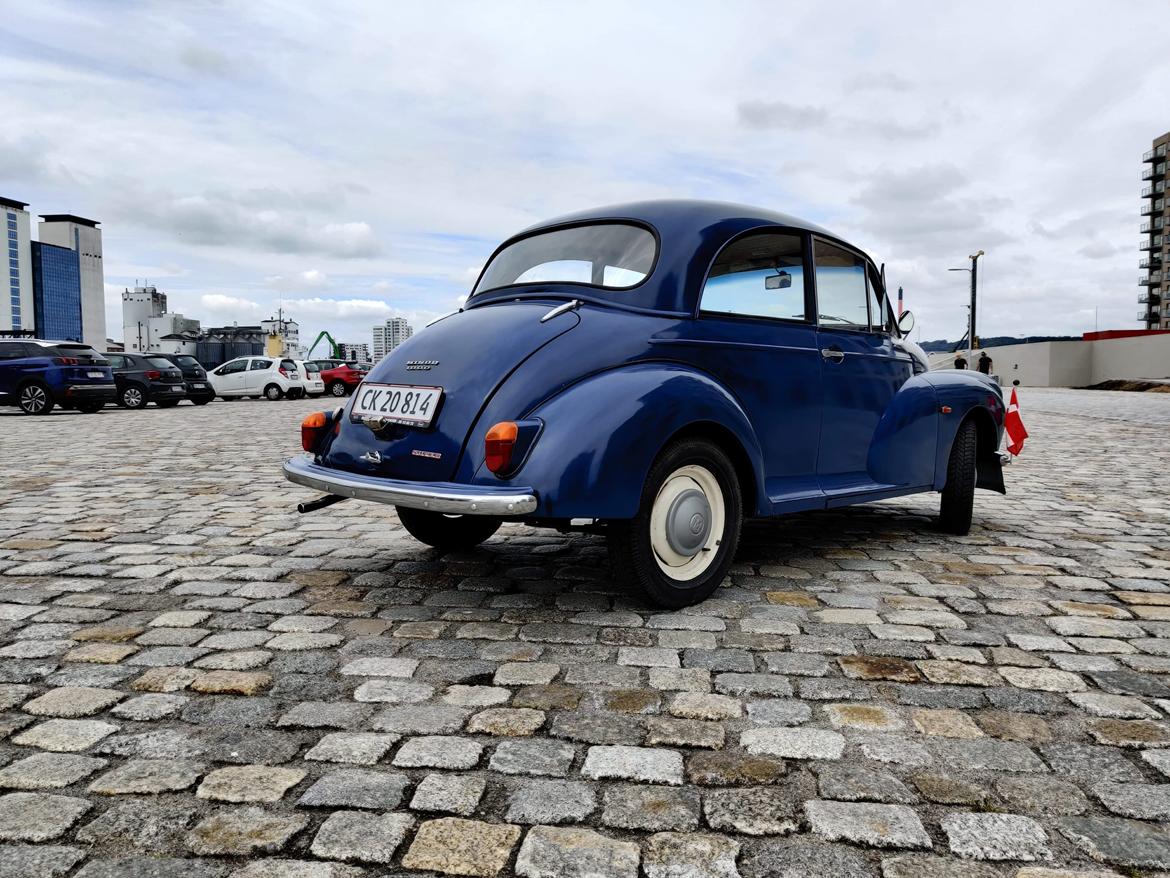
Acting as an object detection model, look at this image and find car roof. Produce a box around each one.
[481,199,872,315]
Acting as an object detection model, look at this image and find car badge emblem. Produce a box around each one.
[360,450,382,464]
[406,359,439,371]
[411,449,442,460]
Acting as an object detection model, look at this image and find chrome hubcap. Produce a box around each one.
[665,488,711,557]
[125,389,142,406]
[649,464,724,582]
[331,384,346,396]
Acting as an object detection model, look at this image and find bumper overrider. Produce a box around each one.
[283,455,538,516]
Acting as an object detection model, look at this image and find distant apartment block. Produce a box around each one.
[1141,131,1170,329]
[372,316,412,361]
[2,197,32,336]
[39,214,106,349]
[339,341,371,362]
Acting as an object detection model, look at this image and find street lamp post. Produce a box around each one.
[948,249,985,358]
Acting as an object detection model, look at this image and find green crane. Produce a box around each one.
[305,330,342,359]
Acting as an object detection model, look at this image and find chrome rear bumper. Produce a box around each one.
[282,455,538,515]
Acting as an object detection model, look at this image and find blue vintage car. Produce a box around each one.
[286,200,1007,607]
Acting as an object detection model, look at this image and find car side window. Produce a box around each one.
[250,359,272,371]
[219,359,247,375]
[813,240,869,328]
[700,232,807,321]
[106,354,126,369]
[0,342,27,360]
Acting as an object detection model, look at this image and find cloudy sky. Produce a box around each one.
[3,2,1167,346]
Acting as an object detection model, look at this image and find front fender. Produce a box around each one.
[923,371,1006,491]
[482,363,768,519]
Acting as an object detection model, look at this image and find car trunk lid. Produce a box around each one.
[324,301,579,481]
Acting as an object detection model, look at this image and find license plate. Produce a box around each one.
[192,383,205,389]
[87,371,104,378]
[352,383,442,427]
[172,386,183,392]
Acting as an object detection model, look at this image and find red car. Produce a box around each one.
[307,360,369,397]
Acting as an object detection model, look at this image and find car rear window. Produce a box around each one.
[303,362,320,373]
[146,356,175,369]
[281,359,297,371]
[50,345,109,365]
[173,356,200,368]
[474,223,657,294]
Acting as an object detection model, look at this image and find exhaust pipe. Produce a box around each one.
[297,494,348,514]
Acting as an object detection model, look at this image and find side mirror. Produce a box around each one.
[765,271,792,290]
[897,310,915,334]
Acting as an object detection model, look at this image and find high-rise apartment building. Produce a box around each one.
[39,214,106,349]
[2,197,33,336]
[31,242,82,342]
[1140,132,1170,329]
[372,316,413,361]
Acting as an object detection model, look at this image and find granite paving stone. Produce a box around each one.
[2,391,1170,876]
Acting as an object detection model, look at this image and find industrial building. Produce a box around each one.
[122,285,201,354]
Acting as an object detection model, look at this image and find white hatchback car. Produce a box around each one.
[295,360,326,398]
[209,356,302,400]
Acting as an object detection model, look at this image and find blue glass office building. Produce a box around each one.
[31,241,82,342]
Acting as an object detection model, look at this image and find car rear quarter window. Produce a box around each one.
[0,342,29,359]
[701,232,807,321]
[250,359,273,370]
[814,239,870,328]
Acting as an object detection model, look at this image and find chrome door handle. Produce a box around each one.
[821,348,845,363]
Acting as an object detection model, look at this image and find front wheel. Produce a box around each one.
[608,438,742,609]
[939,420,977,535]
[18,382,54,416]
[396,507,501,551]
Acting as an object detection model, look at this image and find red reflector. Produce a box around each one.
[301,411,330,453]
[485,421,518,474]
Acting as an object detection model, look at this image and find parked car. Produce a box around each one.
[0,339,115,415]
[152,352,214,405]
[295,360,326,398]
[209,356,302,400]
[104,352,187,409]
[285,200,1008,607]
[306,359,367,398]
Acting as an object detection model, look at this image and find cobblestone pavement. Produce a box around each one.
[1,388,1169,878]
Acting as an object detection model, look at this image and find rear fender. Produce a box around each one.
[481,363,768,519]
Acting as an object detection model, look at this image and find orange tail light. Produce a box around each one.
[485,421,519,474]
[301,411,330,453]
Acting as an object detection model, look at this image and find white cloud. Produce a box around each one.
[265,269,329,291]
[201,293,262,313]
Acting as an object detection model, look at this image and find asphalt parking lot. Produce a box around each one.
[1,388,1170,877]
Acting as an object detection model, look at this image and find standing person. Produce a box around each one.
[977,350,992,375]
[954,352,968,369]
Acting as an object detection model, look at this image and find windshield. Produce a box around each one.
[474,223,656,295]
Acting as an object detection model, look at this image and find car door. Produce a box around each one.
[246,358,273,392]
[812,238,915,498]
[0,342,29,400]
[213,358,248,394]
[686,229,824,512]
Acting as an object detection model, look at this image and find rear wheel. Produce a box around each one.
[396,507,501,551]
[121,385,147,409]
[329,381,348,397]
[18,382,54,416]
[608,438,742,608]
[75,402,104,414]
[264,384,284,401]
[939,420,977,535]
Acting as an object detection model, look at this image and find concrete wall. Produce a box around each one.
[931,334,1170,386]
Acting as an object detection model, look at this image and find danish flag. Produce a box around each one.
[1004,388,1028,456]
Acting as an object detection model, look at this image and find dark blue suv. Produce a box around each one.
[0,339,116,415]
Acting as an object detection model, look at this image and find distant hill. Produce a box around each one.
[919,335,1077,352]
